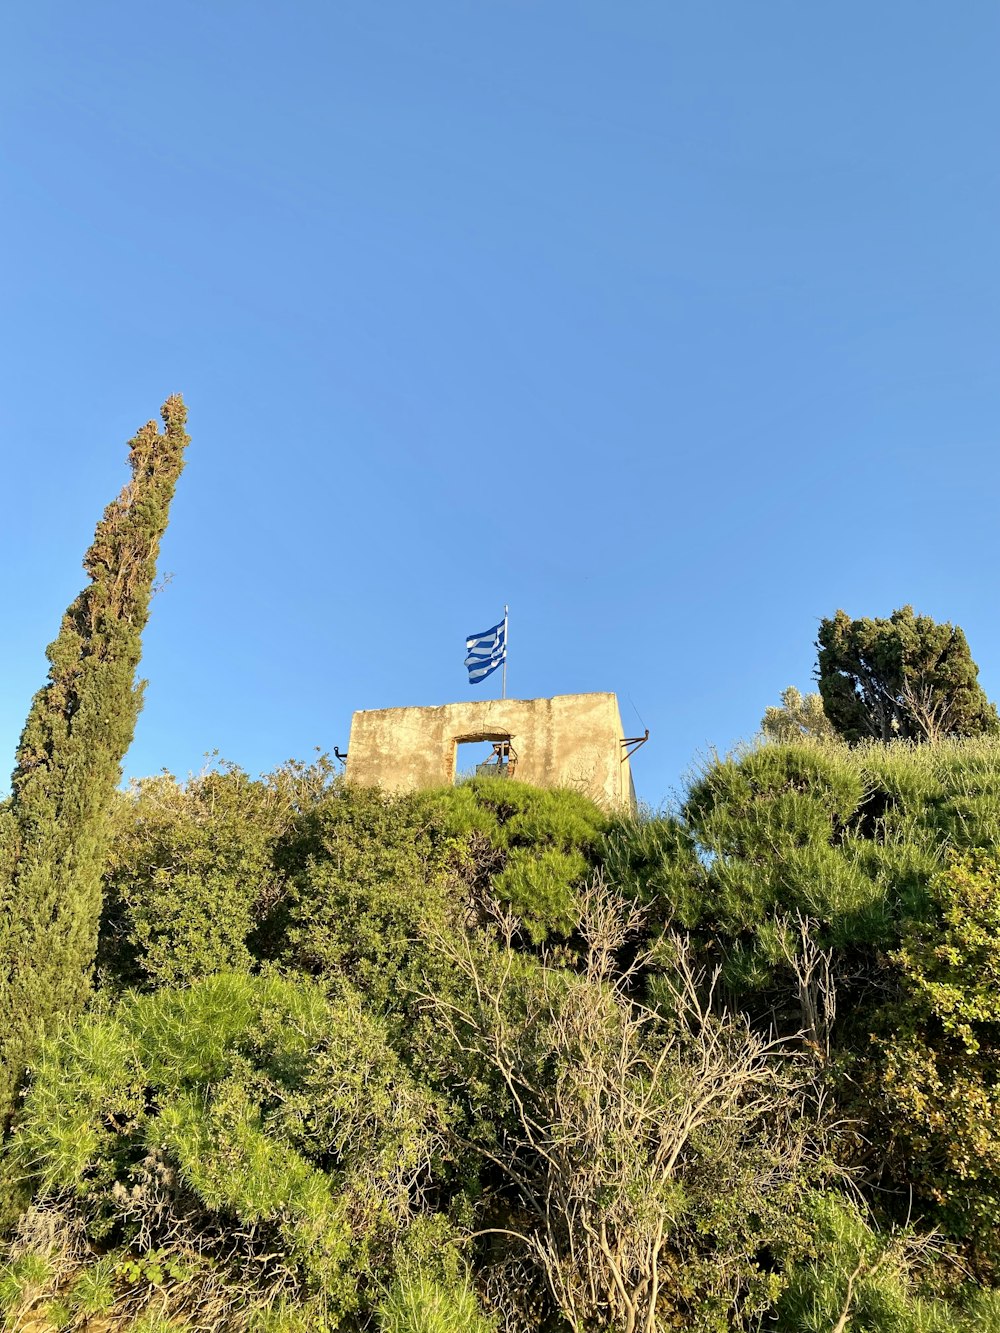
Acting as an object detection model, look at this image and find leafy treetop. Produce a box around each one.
[761,687,838,743]
[817,606,998,744]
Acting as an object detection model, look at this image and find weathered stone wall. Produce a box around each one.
[345,693,635,811]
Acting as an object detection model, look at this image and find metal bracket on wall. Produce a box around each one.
[620,729,649,762]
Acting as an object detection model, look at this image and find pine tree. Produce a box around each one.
[0,396,189,1133]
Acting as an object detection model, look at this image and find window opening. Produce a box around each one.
[454,736,518,784]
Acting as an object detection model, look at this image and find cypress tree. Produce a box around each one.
[0,396,189,1133]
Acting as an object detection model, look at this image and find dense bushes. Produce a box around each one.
[869,853,1000,1268]
[8,740,1000,1328]
[615,738,1000,1278]
[99,762,320,991]
[643,737,1000,969]
[100,772,610,1008]
[273,781,458,1014]
[772,1193,1000,1333]
[2,973,459,1330]
[421,880,828,1333]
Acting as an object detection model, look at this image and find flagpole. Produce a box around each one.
[502,605,508,700]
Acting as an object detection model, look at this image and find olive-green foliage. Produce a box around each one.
[14,738,1000,1326]
[419,777,609,942]
[96,774,607,1012]
[68,1255,117,1315]
[375,1214,496,1333]
[377,1269,495,1333]
[421,885,823,1333]
[5,972,442,1326]
[601,810,704,928]
[648,738,1000,970]
[277,781,457,1013]
[272,780,609,1179]
[278,777,609,1015]
[99,757,333,992]
[684,743,879,940]
[609,738,1000,1290]
[761,685,838,742]
[774,1193,1000,1333]
[0,1249,54,1317]
[867,853,1000,1268]
[817,606,998,744]
[0,397,189,1134]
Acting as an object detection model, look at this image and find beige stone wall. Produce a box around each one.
[345,693,635,811]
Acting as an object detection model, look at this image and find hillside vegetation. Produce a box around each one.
[7,746,1000,1331]
[5,405,1000,1330]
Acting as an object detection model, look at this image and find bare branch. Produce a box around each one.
[422,875,825,1331]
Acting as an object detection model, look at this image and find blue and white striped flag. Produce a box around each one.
[465,614,507,685]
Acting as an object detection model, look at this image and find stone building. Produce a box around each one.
[344,692,638,812]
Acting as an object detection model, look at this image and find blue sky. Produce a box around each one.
[2,1,999,807]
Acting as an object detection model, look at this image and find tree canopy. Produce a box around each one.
[761,686,837,743]
[817,605,998,744]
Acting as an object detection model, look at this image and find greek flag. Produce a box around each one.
[465,615,507,685]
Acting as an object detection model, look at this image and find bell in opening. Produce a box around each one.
[454,737,518,784]
[476,739,517,779]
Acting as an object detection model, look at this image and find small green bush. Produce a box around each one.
[0,1250,53,1315]
[69,1255,117,1315]
[774,1193,1000,1333]
[6,972,444,1324]
[377,1268,495,1333]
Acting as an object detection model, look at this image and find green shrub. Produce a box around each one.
[0,1250,53,1315]
[774,1193,1000,1333]
[600,810,704,927]
[278,778,609,1015]
[604,739,1000,983]
[6,972,444,1324]
[492,845,587,941]
[421,880,824,1333]
[100,758,332,992]
[606,739,1000,1281]
[866,853,1000,1267]
[377,1268,495,1333]
[248,1296,337,1331]
[277,782,458,1012]
[416,777,609,941]
[69,1255,117,1315]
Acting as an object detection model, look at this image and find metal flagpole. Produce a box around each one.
[501,605,508,699]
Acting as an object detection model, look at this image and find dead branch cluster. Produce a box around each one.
[422,875,827,1333]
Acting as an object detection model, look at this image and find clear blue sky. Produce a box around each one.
[2,2,999,807]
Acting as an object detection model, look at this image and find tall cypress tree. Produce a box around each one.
[0,396,189,1132]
